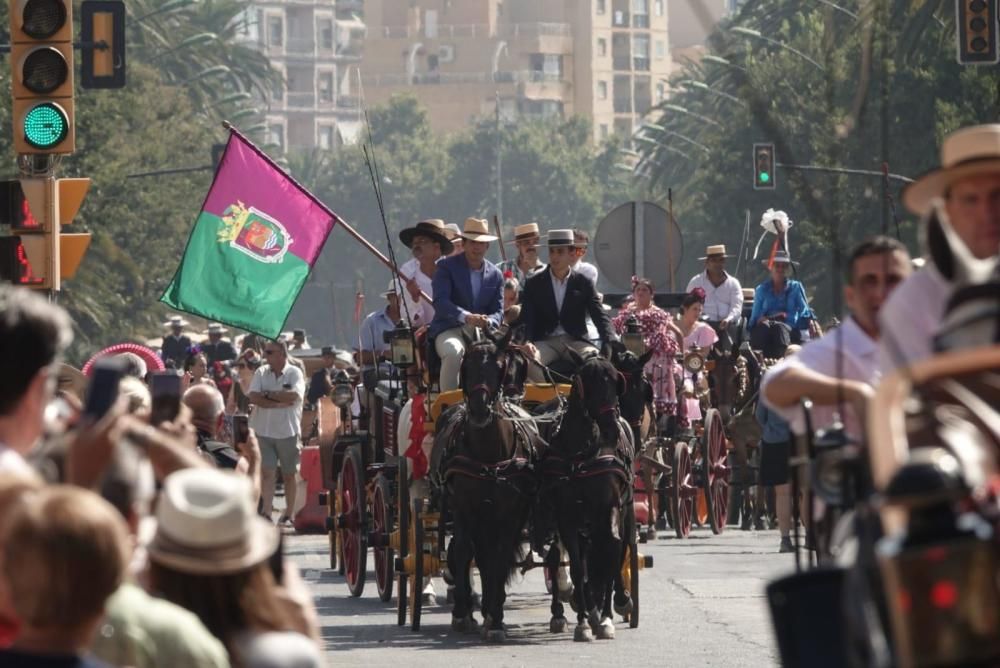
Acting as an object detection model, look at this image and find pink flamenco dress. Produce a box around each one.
[612,303,680,415]
[682,322,718,423]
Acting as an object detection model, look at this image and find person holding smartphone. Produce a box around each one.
[248,339,305,526]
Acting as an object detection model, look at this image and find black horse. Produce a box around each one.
[542,349,631,641]
[438,329,539,642]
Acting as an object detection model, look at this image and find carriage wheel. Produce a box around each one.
[702,409,730,535]
[328,482,339,571]
[339,446,367,597]
[672,442,695,538]
[629,543,640,628]
[396,458,410,627]
[410,498,425,632]
[372,474,395,603]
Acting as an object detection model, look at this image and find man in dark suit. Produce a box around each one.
[429,217,505,391]
[161,316,193,367]
[520,229,617,381]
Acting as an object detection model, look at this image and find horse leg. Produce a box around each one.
[547,542,568,633]
[448,528,478,633]
[563,532,593,642]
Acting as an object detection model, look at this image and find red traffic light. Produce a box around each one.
[0,236,43,285]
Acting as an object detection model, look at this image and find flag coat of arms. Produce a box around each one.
[161,130,336,338]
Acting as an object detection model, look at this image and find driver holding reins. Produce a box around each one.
[519,229,618,382]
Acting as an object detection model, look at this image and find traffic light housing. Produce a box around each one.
[754,143,776,190]
[0,178,91,290]
[957,0,999,64]
[10,0,76,154]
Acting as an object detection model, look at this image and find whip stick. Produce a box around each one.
[220,121,430,303]
[494,214,508,263]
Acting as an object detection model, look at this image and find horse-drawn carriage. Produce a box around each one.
[320,325,653,641]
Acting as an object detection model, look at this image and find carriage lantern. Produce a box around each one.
[623,316,646,356]
[388,320,415,368]
[683,348,705,374]
[330,369,354,407]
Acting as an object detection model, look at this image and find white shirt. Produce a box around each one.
[878,266,951,373]
[551,268,571,336]
[686,271,744,323]
[574,260,599,285]
[0,443,36,478]
[399,257,435,328]
[249,362,305,439]
[761,316,880,439]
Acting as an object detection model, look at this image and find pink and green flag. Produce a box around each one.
[161,130,336,338]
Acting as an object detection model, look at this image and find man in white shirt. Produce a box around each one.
[686,244,744,348]
[0,287,72,478]
[880,124,1000,372]
[762,237,911,439]
[248,339,306,525]
[398,219,453,330]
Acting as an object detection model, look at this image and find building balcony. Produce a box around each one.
[634,56,650,71]
[362,69,570,89]
[613,98,633,113]
[612,10,630,27]
[375,22,571,41]
[612,56,631,70]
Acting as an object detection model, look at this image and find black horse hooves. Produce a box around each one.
[550,616,569,633]
[451,615,480,634]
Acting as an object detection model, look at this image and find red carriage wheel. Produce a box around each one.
[629,541,640,628]
[410,498,425,632]
[372,473,395,602]
[672,442,695,538]
[702,409,730,535]
[396,458,410,627]
[327,489,339,571]
[338,446,367,597]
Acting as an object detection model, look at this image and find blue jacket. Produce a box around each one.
[749,279,810,330]
[428,254,504,339]
[755,398,791,444]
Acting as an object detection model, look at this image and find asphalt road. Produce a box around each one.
[287,526,800,667]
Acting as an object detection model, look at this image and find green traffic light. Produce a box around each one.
[23,102,69,149]
[759,172,770,183]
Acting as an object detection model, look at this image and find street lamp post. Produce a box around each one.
[729,26,826,72]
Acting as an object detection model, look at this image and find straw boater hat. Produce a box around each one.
[398,219,454,254]
[203,323,227,335]
[508,222,542,244]
[442,223,462,241]
[903,124,1000,216]
[147,469,279,575]
[460,217,498,242]
[547,229,575,247]
[162,315,190,329]
[764,249,798,266]
[698,244,729,260]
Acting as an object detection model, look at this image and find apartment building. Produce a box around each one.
[360,0,672,142]
[235,1,368,152]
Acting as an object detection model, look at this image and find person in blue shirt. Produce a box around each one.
[748,250,811,358]
[755,353,797,553]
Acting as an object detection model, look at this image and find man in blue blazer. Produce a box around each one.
[429,217,505,391]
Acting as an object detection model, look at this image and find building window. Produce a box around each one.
[655,81,666,102]
[318,71,334,103]
[268,16,283,46]
[633,34,650,71]
[268,124,285,149]
[530,53,563,78]
[318,19,333,50]
[632,0,649,27]
[600,124,609,139]
[598,81,608,99]
[655,40,665,59]
[597,38,607,57]
[597,0,606,14]
[654,0,664,16]
[271,76,284,102]
[318,125,335,150]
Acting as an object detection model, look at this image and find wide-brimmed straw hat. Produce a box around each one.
[382,279,400,298]
[764,250,798,266]
[903,124,1000,216]
[460,217,497,242]
[509,222,542,244]
[547,229,575,247]
[698,244,729,260]
[147,469,279,576]
[442,223,462,241]
[203,323,228,335]
[399,219,454,254]
[163,315,190,329]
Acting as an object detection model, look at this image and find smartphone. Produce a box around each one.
[232,414,250,446]
[84,358,126,420]
[149,372,183,425]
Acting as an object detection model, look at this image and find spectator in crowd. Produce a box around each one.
[686,244,745,350]
[161,316,192,367]
[145,469,321,665]
[290,330,309,351]
[0,286,72,477]
[443,223,464,257]
[201,324,237,365]
[398,219,452,330]
[0,473,43,648]
[358,285,401,373]
[240,334,262,355]
[499,222,546,285]
[118,376,151,417]
[183,385,261,503]
[184,352,216,388]
[227,350,260,416]
[0,485,129,667]
[570,228,599,285]
[502,276,521,325]
[248,340,305,525]
[115,352,148,380]
[429,218,505,392]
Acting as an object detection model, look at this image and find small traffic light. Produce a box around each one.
[957,0,999,64]
[10,0,76,154]
[0,178,91,290]
[753,143,776,190]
